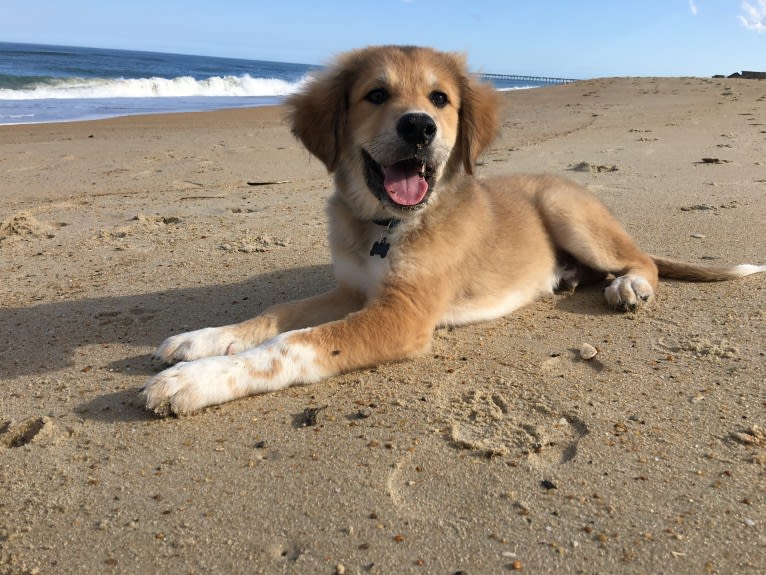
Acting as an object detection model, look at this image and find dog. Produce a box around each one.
[141,46,765,416]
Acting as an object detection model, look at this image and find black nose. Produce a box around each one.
[396,113,437,147]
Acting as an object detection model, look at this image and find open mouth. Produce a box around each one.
[363,150,435,210]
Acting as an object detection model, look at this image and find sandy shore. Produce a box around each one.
[1,77,765,574]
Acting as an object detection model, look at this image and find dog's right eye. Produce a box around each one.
[364,88,390,105]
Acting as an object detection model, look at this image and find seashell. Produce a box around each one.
[579,343,598,360]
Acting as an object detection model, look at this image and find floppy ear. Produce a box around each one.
[286,67,352,172]
[456,75,500,175]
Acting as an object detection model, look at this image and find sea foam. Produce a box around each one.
[0,74,307,100]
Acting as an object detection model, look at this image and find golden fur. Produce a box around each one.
[142,46,764,415]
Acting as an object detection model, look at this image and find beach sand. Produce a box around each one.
[1,77,765,574]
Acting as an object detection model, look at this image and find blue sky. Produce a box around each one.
[2,0,765,78]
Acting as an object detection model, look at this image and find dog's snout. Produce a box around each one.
[397,113,437,147]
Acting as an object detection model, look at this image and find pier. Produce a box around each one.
[480,73,578,85]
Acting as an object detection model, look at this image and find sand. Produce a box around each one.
[1,77,765,574]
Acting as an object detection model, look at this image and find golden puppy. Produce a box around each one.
[142,46,764,415]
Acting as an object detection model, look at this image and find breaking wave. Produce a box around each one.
[0,74,307,100]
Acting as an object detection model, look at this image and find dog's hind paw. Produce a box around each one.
[604,274,654,311]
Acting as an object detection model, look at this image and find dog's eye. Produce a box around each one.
[364,88,390,105]
[429,91,449,108]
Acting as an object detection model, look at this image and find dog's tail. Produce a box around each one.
[651,256,766,282]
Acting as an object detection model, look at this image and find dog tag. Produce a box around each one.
[370,238,390,258]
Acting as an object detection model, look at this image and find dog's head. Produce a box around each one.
[287,46,499,218]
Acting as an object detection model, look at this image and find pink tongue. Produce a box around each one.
[383,162,428,206]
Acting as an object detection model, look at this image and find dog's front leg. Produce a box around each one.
[142,330,329,416]
[152,286,365,364]
[142,289,438,415]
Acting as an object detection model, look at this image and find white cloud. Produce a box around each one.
[740,0,766,32]
[689,0,698,16]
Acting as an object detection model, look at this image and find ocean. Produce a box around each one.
[0,42,551,125]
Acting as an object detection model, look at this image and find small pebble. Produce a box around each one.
[691,233,706,239]
[579,343,598,360]
[731,431,756,445]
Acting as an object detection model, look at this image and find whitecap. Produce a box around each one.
[0,74,308,100]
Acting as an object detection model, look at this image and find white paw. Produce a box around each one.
[143,330,329,416]
[153,326,244,365]
[604,274,655,311]
[142,356,246,416]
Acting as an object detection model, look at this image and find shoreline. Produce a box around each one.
[0,95,288,127]
[2,77,765,574]
[0,101,287,129]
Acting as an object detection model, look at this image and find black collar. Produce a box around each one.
[372,217,401,228]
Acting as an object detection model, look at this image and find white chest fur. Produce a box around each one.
[333,250,391,300]
[331,223,400,300]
